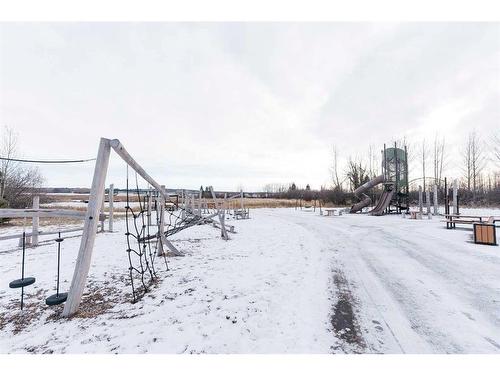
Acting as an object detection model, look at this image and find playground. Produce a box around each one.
[0,138,499,354]
[0,205,499,354]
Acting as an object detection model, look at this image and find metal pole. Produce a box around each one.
[21,232,26,310]
[444,177,448,215]
[383,144,387,182]
[56,232,61,296]
[405,145,409,211]
[394,142,399,213]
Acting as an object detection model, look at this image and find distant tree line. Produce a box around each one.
[263,130,500,207]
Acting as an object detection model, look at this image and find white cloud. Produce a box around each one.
[0,23,498,190]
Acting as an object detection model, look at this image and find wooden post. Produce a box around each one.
[157,185,166,256]
[453,179,458,215]
[157,185,183,257]
[180,190,186,219]
[433,184,438,215]
[32,195,39,246]
[147,188,152,227]
[211,187,229,240]
[199,187,203,217]
[63,138,111,317]
[99,192,105,233]
[418,185,423,214]
[108,183,114,232]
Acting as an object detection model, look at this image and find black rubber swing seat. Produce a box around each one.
[9,277,36,288]
[45,292,68,306]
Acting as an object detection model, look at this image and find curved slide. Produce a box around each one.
[350,175,394,215]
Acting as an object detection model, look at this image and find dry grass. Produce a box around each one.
[4,216,84,227]
[234,198,344,209]
[46,194,142,203]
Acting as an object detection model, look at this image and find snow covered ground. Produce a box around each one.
[0,208,499,354]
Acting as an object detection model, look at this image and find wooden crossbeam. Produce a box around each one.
[0,208,86,219]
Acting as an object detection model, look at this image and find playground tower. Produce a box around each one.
[350,142,409,215]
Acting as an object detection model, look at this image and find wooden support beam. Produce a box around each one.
[0,226,85,242]
[157,185,166,256]
[63,138,111,318]
[210,187,229,240]
[109,139,167,200]
[240,189,244,212]
[0,208,86,219]
[99,192,105,233]
[32,195,39,246]
[211,219,235,234]
[453,179,458,215]
[147,188,153,228]
[109,184,114,232]
[160,231,184,256]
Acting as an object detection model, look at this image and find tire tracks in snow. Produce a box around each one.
[268,210,500,353]
[266,211,410,353]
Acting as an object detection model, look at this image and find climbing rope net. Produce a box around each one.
[123,167,209,302]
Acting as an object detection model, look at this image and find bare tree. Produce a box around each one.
[463,134,473,191]
[262,183,288,194]
[433,134,446,188]
[493,131,500,166]
[330,145,342,190]
[462,131,486,197]
[367,144,379,179]
[470,131,486,194]
[420,138,428,193]
[0,126,18,199]
[0,126,44,208]
[345,158,369,191]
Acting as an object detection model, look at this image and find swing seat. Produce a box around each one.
[9,277,36,288]
[45,292,68,306]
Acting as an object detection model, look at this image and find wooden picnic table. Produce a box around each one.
[443,214,498,229]
[323,208,336,217]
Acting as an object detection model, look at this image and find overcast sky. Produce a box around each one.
[0,23,498,191]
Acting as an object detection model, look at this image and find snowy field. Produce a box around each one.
[0,208,499,354]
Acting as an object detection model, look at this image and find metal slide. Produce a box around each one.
[350,175,385,213]
[368,188,395,216]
